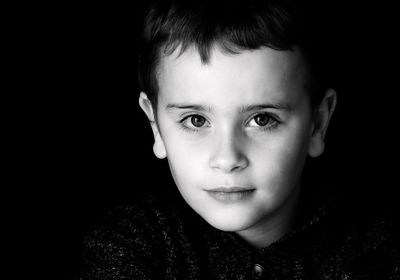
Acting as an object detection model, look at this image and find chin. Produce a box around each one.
[202,211,259,232]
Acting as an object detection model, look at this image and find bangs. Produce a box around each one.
[145,0,300,63]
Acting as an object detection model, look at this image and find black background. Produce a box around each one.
[13,1,398,279]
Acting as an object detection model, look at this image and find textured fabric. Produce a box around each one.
[79,191,399,280]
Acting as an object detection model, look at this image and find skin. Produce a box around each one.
[139,45,336,248]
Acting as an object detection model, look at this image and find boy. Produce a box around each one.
[80,0,399,279]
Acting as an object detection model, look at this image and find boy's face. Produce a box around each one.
[140,46,332,244]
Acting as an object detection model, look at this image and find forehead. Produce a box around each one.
[157,45,310,110]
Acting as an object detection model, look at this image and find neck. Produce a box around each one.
[235,185,301,249]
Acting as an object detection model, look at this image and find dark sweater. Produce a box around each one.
[79,191,399,279]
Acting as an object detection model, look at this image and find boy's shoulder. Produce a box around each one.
[286,198,400,277]
[79,191,210,279]
[302,197,398,251]
[84,191,201,249]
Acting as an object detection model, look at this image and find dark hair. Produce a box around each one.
[137,0,330,110]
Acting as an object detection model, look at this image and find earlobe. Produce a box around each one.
[138,92,167,159]
[308,88,337,158]
[153,137,167,159]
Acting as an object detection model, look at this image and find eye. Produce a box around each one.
[247,113,279,129]
[248,113,272,126]
[180,114,209,130]
[189,115,206,127]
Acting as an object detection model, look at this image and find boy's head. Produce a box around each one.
[138,0,329,113]
[138,0,336,248]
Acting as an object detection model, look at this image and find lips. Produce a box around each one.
[205,186,255,203]
[207,186,255,193]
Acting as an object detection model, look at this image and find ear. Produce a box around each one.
[308,88,337,158]
[138,92,167,159]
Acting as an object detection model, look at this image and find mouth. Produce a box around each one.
[207,186,254,193]
[205,187,255,202]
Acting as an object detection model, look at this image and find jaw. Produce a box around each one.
[235,182,301,249]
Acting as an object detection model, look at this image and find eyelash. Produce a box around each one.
[179,114,209,133]
[246,112,280,131]
[178,113,280,133]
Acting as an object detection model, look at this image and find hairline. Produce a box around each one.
[151,42,318,118]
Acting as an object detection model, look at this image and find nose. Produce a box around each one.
[209,129,249,173]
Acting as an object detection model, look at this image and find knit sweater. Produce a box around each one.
[79,191,399,280]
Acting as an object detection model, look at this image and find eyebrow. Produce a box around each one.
[166,104,212,112]
[239,103,293,113]
[165,102,292,113]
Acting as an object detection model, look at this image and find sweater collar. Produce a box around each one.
[224,194,332,250]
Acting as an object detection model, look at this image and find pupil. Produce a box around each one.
[255,114,270,126]
[191,116,205,127]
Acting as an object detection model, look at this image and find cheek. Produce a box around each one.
[251,122,311,188]
[161,119,210,168]
[163,133,206,188]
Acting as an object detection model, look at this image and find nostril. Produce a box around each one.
[210,155,249,173]
[209,132,248,172]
